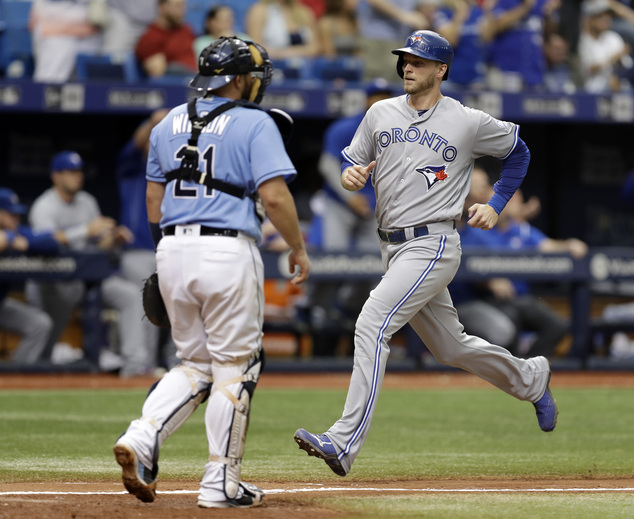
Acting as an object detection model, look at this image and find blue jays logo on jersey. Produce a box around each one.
[416,165,448,191]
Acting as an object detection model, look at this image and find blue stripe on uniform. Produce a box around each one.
[341,150,357,166]
[339,235,447,459]
[501,124,520,160]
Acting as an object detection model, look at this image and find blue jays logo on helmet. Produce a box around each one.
[391,30,454,81]
[416,165,448,190]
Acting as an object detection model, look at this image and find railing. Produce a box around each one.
[2,247,634,365]
[261,247,634,363]
[1,78,634,123]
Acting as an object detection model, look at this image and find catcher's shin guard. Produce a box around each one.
[154,365,212,447]
[132,364,212,467]
[209,349,265,500]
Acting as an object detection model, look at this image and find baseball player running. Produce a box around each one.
[114,37,309,508]
[294,30,558,477]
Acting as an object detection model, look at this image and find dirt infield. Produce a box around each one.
[2,371,634,518]
[1,369,634,391]
[3,478,634,519]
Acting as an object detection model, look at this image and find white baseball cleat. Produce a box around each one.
[197,482,264,508]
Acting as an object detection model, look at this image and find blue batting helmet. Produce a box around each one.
[190,36,273,104]
[391,30,454,81]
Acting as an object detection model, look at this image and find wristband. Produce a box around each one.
[149,222,162,248]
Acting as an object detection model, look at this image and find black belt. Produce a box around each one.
[377,221,456,243]
[163,225,238,237]
[377,226,429,243]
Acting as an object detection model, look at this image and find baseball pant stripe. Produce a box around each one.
[340,235,447,458]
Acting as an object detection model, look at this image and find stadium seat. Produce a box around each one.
[1,0,32,28]
[271,57,315,81]
[0,0,33,76]
[75,52,142,83]
[312,56,364,82]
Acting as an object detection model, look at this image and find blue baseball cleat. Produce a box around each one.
[533,380,558,432]
[294,428,346,477]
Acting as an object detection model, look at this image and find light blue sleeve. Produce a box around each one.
[146,123,166,183]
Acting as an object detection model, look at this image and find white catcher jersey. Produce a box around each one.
[342,95,519,229]
[146,95,297,243]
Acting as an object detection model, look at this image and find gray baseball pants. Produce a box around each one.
[326,230,551,473]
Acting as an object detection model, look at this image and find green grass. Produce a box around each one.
[0,385,633,517]
[327,494,634,519]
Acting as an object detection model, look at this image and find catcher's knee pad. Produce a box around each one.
[209,349,265,499]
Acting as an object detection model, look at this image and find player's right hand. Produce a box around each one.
[288,248,310,285]
[341,161,376,191]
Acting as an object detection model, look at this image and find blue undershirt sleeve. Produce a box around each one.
[340,159,354,174]
[487,138,531,214]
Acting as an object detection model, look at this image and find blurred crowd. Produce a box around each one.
[0,0,631,93]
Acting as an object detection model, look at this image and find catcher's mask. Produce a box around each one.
[392,30,454,81]
[189,36,273,104]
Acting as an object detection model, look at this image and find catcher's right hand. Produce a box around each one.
[142,271,171,328]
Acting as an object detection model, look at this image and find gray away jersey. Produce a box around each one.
[342,95,519,229]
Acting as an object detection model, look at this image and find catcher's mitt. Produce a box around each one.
[142,272,171,328]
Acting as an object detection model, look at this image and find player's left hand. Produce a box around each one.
[467,203,498,230]
[288,248,310,285]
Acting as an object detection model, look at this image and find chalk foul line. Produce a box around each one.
[2,486,634,496]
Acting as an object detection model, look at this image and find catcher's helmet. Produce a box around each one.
[189,36,273,103]
[392,30,454,81]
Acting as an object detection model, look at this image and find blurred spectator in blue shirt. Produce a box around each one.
[436,0,497,90]
[543,31,577,93]
[116,109,178,372]
[488,0,562,91]
[305,79,394,355]
[456,171,587,358]
[0,188,61,365]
